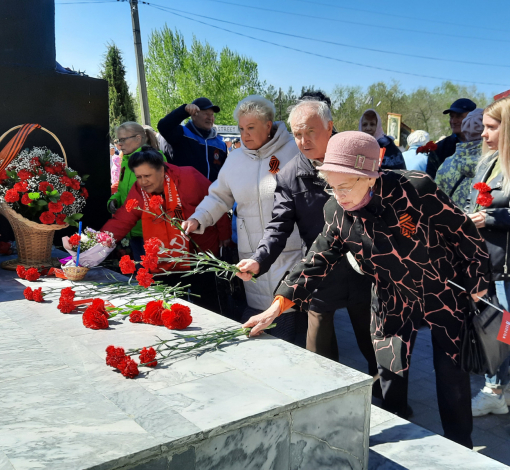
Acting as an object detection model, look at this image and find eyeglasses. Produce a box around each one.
[324,177,360,196]
[114,135,139,145]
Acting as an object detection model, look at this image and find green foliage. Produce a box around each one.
[145,26,262,125]
[100,43,137,139]
[332,80,490,141]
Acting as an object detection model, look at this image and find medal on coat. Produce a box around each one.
[269,156,280,174]
[399,213,416,238]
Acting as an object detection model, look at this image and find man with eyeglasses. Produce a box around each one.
[236,99,379,395]
[158,98,227,183]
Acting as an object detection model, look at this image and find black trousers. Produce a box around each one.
[379,333,473,449]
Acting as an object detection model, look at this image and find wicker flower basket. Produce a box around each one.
[0,125,69,271]
[61,265,89,281]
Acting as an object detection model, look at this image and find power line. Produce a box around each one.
[147,4,509,69]
[181,0,510,45]
[56,1,119,4]
[143,4,508,87]
[293,0,502,34]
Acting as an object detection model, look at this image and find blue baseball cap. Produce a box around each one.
[443,98,476,115]
[192,97,220,113]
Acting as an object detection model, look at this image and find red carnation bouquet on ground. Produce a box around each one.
[0,147,88,226]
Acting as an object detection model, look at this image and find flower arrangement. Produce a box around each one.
[62,227,116,268]
[0,147,88,226]
[417,141,438,155]
[473,182,494,208]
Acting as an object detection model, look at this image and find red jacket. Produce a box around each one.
[102,163,231,255]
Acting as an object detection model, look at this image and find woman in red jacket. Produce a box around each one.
[102,146,231,312]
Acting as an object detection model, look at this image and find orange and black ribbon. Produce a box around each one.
[0,124,41,172]
[399,213,416,238]
[269,156,280,174]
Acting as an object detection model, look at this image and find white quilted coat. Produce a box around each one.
[190,122,303,310]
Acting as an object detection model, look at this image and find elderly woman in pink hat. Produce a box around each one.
[243,130,491,449]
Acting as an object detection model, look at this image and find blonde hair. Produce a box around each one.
[116,121,158,150]
[479,97,510,194]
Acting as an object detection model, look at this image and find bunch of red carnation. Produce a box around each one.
[129,301,192,330]
[23,286,44,302]
[82,299,110,330]
[119,255,136,274]
[16,265,41,282]
[58,287,76,313]
[105,345,140,378]
[416,141,438,155]
[474,182,494,208]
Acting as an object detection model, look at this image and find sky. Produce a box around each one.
[55,0,510,101]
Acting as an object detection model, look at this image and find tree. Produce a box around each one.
[100,43,137,139]
[145,26,262,126]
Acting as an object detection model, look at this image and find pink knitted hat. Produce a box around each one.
[321,131,381,178]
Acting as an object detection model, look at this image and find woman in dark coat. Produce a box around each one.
[467,96,510,416]
[244,131,490,449]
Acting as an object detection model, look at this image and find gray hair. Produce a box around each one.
[288,99,333,130]
[233,95,276,123]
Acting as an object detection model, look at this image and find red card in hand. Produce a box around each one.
[497,309,510,345]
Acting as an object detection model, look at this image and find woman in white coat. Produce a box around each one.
[182,95,304,341]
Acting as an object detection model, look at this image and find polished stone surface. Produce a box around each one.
[0,257,372,470]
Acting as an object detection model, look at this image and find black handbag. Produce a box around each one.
[460,297,510,376]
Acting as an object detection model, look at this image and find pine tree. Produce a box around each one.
[100,43,137,139]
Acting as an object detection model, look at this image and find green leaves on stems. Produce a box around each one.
[64,213,83,227]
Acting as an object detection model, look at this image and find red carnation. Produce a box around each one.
[139,347,157,367]
[0,169,8,184]
[0,242,12,255]
[21,193,32,205]
[13,181,28,192]
[129,310,144,323]
[39,182,54,193]
[17,169,32,181]
[16,265,26,279]
[476,193,494,208]
[120,357,139,378]
[32,287,44,302]
[25,267,41,282]
[162,303,192,330]
[474,182,491,192]
[141,253,158,272]
[83,303,109,330]
[23,287,34,300]
[60,176,73,187]
[60,191,75,205]
[126,199,139,213]
[69,234,81,246]
[4,188,20,203]
[149,195,164,213]
[142,300,165,326]
[143,237,162,255]
[106,345,127,369]
[70,179,80,190]
[31,157,41,166]
[56,213,67,225]
[119,255,136,274]
[61,287,76,300]
[58,287,76,313]
[136,268,154,288]
[90,298,109,319]
[80,187,89,199]
[48,201,63,213]
[39,211,55,225]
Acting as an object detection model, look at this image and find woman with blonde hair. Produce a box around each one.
[108,122,166,260]
[181,95,304,342]
[467,97,510,416]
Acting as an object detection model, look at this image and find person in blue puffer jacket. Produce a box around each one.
[158,98,227,182]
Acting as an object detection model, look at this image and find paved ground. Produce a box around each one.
[334,307,510,467]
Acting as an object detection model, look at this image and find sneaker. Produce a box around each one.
[472,388,509,417]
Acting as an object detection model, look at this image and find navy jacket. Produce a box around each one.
[158,104,227,182]
[252,152,329,276]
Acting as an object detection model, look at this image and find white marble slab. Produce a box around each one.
[0,255,372,470]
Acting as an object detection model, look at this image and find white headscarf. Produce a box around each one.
[407,130,430,147]
[359,109,385,141]
[461,108,484,142]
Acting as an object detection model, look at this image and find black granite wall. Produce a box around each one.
[0,0,110,240]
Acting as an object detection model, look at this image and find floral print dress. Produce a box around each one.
[276,170,491,375]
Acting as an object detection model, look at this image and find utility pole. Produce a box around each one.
[129,0,151,125]
[279,87,282,121]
